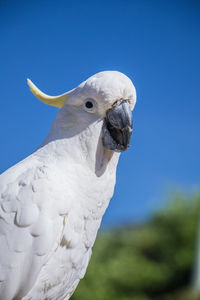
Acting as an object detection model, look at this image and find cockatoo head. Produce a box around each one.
[28,71,136,152]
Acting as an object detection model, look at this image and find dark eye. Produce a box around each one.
[84,98,96,112]
[85,101,93,109]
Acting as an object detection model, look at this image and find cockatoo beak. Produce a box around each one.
[102,99,133,152]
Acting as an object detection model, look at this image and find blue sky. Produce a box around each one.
[0,0,200,226]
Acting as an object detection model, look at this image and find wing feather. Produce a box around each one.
[0,155,64,300]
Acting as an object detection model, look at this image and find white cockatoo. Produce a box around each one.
[0,71,136,300]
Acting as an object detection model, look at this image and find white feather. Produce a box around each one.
[0,71,136,300]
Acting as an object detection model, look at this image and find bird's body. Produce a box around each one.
[0,71,136,299]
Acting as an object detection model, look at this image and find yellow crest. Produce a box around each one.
[27,79,71,108]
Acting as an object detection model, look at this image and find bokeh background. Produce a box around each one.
[1,0,200,299]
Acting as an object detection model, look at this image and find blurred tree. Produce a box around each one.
[71,193,200,300]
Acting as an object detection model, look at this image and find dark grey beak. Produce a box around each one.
[102,99,133,152]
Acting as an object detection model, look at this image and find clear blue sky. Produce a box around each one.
[0,0,200,226]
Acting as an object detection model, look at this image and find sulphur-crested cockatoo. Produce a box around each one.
[0,71,136,300]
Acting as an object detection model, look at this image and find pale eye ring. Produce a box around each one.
[84,98,96,113]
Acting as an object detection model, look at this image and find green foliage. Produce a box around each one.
[71,193,200,300]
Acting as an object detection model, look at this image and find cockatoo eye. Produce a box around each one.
[84,98,96,113]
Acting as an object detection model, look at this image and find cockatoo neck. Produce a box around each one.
[38,106,120,176]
